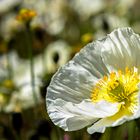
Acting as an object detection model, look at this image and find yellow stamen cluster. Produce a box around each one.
[91,67,140,115]
[16,9,37,23]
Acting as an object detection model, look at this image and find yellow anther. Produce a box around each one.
[91,67,140,115]
[103,76,108,81]
[118,70,122,75]
[110,72,116,79]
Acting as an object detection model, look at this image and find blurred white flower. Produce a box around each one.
[0,52,42,112]
[22,0,47,14]
[5,84,40,112]
[70,0,106,20]
[92,13,129,38]
[44,40,72,73]
[1,40,71,112]
[21,0,67,35]
[114,0,136,15]
[46,27,140,134]
[0,13,23,41]
[44,0,68,35]
[132,21,140,34]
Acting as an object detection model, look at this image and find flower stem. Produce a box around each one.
[5,45,13,80]
[25,23,38,106]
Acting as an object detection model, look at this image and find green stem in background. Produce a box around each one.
[15,133,21,140]
[25,22,38,106]
[100,128,112,140]
[41,50,46,74]
[134,118,140,139]
[56,127,63,140]
[127,120,136,140]
[5,44,13,80]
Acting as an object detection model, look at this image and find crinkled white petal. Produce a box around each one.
[47,41,108,104]
[47,99,119,131]
[101,27,140,72]
[47,40,109,131]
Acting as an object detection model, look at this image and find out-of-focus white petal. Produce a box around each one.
[48,99,119,131]
[0,13,23,41]
[5,84,41,112]
[101,27,140,72]
[70,0,106,20]
[2,51,43,112]
[44,40,71,73]
[92,13,129,39]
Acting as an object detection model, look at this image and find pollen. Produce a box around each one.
[91,67,140,115]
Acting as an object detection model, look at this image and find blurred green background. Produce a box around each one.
[0,0,140,139]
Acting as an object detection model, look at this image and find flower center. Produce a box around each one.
[91,67,140,115]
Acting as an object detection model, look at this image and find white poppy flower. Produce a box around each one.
[46,27,140,134]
